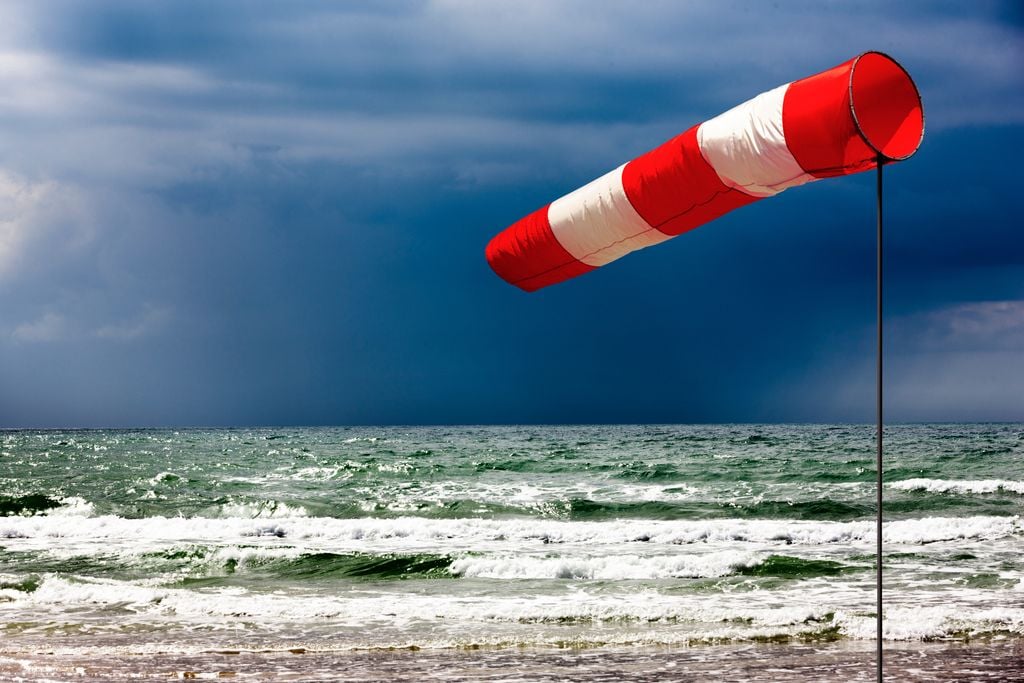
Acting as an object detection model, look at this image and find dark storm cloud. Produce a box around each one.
[0,1,1021,426]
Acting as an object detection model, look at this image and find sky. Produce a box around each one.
[0,1,1022,427]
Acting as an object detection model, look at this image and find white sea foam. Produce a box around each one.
[7,543,783,583]
[836,605,1024,641]
[449,550,759,580]
[889,478,1024,495]
[214,501,309,519]
[1,514,1018,556]
[346,480,703,513]
[148,471,184,486]
[6,575,1022,647]
[287,464,356,480]
[40,497,95,518]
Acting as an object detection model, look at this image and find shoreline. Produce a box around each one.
[3,639,1024,682]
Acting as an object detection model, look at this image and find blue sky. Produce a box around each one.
[0,1,1021,427]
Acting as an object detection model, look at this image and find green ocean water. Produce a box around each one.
[0,424,1021,655]
[3,424,1021,521]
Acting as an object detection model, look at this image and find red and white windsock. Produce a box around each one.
[486,51,924,292]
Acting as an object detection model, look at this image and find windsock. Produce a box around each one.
[486,51,923,292]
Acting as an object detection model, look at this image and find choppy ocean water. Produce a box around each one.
[1,424,1022,679]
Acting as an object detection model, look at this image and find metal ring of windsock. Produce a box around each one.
[486,52,924,291]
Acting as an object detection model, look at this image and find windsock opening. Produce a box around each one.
[849,52,924,161]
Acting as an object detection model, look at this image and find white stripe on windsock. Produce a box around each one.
[697,83,816,198]
[548,164,671,267]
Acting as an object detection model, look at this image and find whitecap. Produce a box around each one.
[889,478,1024,495]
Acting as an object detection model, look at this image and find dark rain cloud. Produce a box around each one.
[0,1,1021,426]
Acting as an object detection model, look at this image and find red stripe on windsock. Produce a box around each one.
[622,125,759,237]
[784,52,924,177]
[485,205,595,292]
[783,57,868,177]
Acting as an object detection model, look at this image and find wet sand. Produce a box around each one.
[2,640,1023,682]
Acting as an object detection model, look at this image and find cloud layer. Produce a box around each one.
[1,1,1021,426]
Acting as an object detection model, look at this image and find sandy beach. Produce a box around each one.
[3,641,1024,681]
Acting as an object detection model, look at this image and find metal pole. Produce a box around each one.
[876,154,884,683]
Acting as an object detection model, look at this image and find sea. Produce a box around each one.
[1,424,1022,681]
